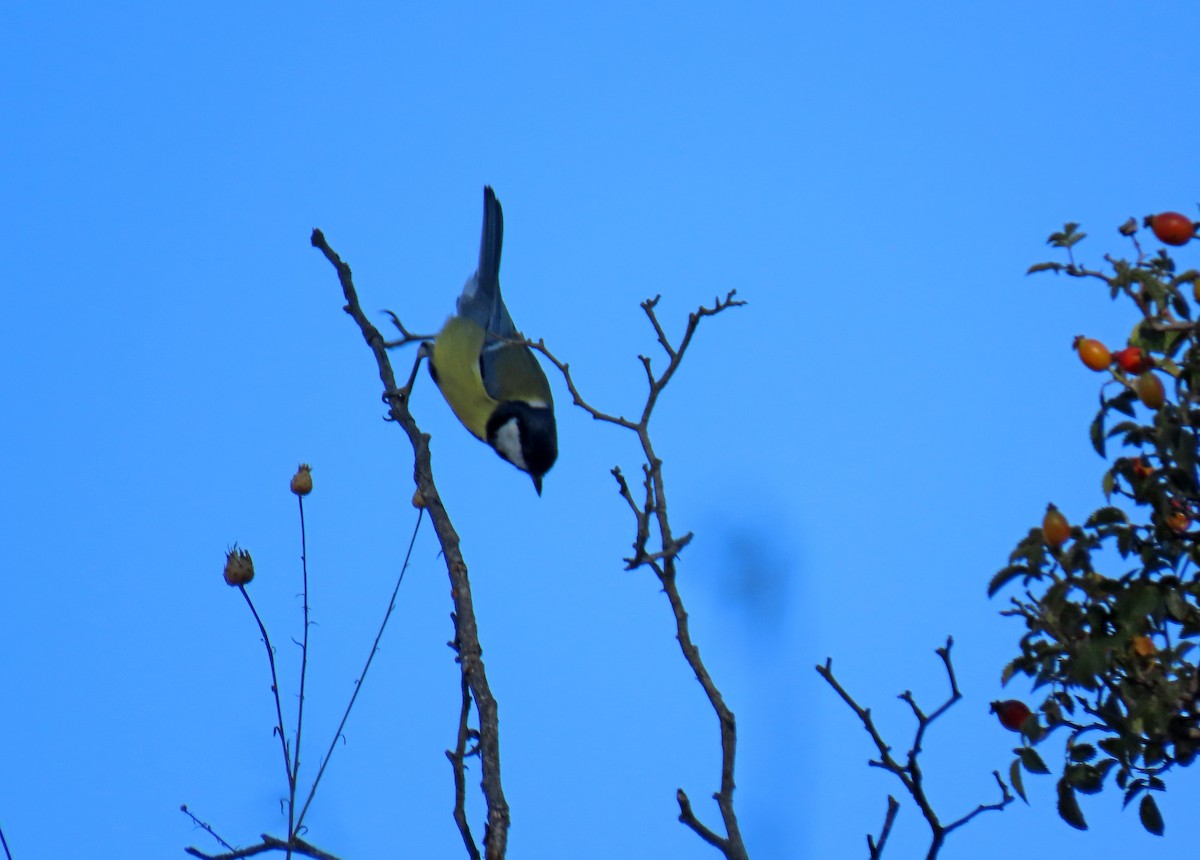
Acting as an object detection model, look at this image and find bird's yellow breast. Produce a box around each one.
[430,316,496,441]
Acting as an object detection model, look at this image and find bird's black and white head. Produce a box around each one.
[486,400,558,495]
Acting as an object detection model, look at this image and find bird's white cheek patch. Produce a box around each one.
[492,418,528,471]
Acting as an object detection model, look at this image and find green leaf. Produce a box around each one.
[1162,327,1186,358]
[1028,261,1067,275]
[1068,763,1105,795]
[1047,223,1086,248]
[1130,319,1154,349]
[1069,743,1097,762]
[1116,582,1160,620]
[1109,389,1138,418]
[1019,746,1051,775]
[1009,758,1028,803]
[1070,641,1109,688]
[1165,588,1189,622]
[1175,427,1198,474]
[988,564,1030,597]
[1116,527,1134,557]
[1000,659,1019,686]
[1139,794,1164,836]
[1086,506,1129,527]
[1091,412,1107,457]
[1057,779,1088,830]
[1044,697,1064,726]
[1124,780,1147,808]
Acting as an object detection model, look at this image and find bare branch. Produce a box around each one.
[610,467,642,518]
[180,805,236,855]
[816,659,906,782]
[311,229,509,860]
[185,833,341,860]
[817,640,1012,858]
[867,797,900,860]
[381,310,436,349]
[532,290,748,858]
[261,835,342,860]
[639,354,655,392]
[527,339,638,429]
[446,662,482,860]
[943,772,1014,837]
[640,291,744,425]
[641,295,677,360]
[676,789,727,851]
[624,532,694,571]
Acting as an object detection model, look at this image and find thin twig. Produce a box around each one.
[381,310,436,349]
[446,657,482,860]
[293,508,424,833]
[942,772,1013,837]
[530,291,748,859]
[262,834,342,860]
[186,503,417,858]
[312,229,509,859]
[185,834,342,860]
[180,805,236,854]
[642,295,678,360]
[184,843,273,860]
[289,494,312,851]
[640,291,745,425]
[0,822,11,860]
[676,789,727,851]
[816,639,1013,859]
[528,339,638,429]
[867,797,900,860]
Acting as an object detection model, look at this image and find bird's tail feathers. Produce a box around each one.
[477,186,504,296]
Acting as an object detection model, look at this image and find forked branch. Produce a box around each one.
[816,638,1013,858]
[310,229,509,860]
[530,290,749,859]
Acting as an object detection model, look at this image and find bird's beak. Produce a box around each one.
[532,474,543,496]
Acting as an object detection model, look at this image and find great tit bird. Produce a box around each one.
[429,187,558,494]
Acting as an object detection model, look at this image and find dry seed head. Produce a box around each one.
[223,546,255,586]
[290,463,313,496]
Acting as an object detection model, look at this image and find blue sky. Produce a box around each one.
[3,2,1200,857]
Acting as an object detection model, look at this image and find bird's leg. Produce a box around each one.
[382,344,430,413]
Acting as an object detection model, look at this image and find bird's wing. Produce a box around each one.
[481,342,553,407]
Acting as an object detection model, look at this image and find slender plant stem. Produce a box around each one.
[0,821,12,860]
[289,495,311,854]
[241,587,293,794]
[294,508,424,833]
[179,805,236,854]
